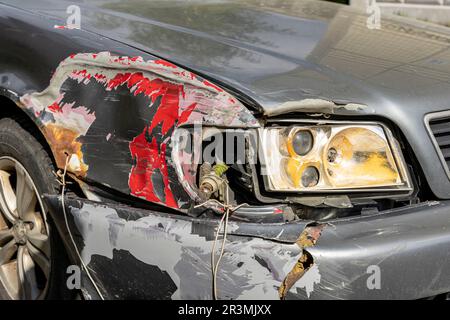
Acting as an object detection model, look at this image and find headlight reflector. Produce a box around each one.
[290,130,314,156]
[261,124,410,192]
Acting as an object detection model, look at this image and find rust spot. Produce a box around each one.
[278,224,325,299]
[43,123,88,176]
[297,224,325,248]
[278,250,314,299]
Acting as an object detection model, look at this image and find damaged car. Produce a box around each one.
[1,0,450,300]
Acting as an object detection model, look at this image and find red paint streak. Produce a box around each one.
[107,72,131,89]
[54,25,78,30]
[112,57,129,64]
[107,72,196,135]
[48,102,62,113]
[94,73,106,81]
[73,69,91,79]
[178,103,197,124]
[127,72,145,89]
[202,80,223,92]
[63,56,216,209]
[129,134,177,207]
[134,77,165,97]
[148,83,185,135]
[154,59,178,68]
[186,72,197,80]
[67,67,201,209]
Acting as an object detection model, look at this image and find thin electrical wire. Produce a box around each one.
[210,207,227,300]
[60,155,105,300]
[207,184,249,300]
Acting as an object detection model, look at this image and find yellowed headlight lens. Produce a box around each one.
[285,158,320,188]
[324,127,401,188]
[261,124,409,192]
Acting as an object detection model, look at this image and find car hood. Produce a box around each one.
[8,0,450,114]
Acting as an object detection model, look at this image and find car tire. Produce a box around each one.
[0,117,73,300]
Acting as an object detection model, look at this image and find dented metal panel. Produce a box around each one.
[298,201,450,300]
[19,52,258,211]
[264,99,371,117]
[45,195,450,300]
[44,195,313,300]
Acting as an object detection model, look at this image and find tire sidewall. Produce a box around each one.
[0,118,72,300]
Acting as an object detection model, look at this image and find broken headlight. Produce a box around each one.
[260,124,411,192]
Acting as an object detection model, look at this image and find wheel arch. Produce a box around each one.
[0,93,82,269]
[0,93,56,170]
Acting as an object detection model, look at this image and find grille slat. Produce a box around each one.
[430,118,450,135]
[442,147,450,159]
[429,115,450,175]
[436,135,450,147]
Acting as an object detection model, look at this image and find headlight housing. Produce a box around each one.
[261,123,411,192]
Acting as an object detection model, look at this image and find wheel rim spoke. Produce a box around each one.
[0,204,10,231]
[0,239,20,299]
[0,239,18,266]
[0,170,18,223]
[26,237,50,279]
[0,228,13,246]
[0,158,51,300]
[0,260,20,299]
[17,246,40,300]
[15,165,37,222]
[27,231,50,259]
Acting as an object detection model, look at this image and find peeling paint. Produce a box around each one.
[279,224,325,299]
[44,196,318,300]
[295,264,321,298]
[43,195,450,300]
[69,201,302,299]
[19,52,258,210]
[265,99,371,117]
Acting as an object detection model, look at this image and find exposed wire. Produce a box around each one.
[194,199,248,211]
[205,183,248,300]
[60,155,105,300]
[210,205,228,300]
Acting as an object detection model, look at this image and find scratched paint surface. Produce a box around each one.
[19,52,258,210]
[67,201,322,300]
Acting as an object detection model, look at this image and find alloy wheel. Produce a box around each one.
[0,157,50,299]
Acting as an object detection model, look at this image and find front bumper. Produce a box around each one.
[44,195,450,300]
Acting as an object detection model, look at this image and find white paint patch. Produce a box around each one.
[295,264,321,298]
[70,203,304,300]
[266,99,369,117]
[68,154,82,172]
